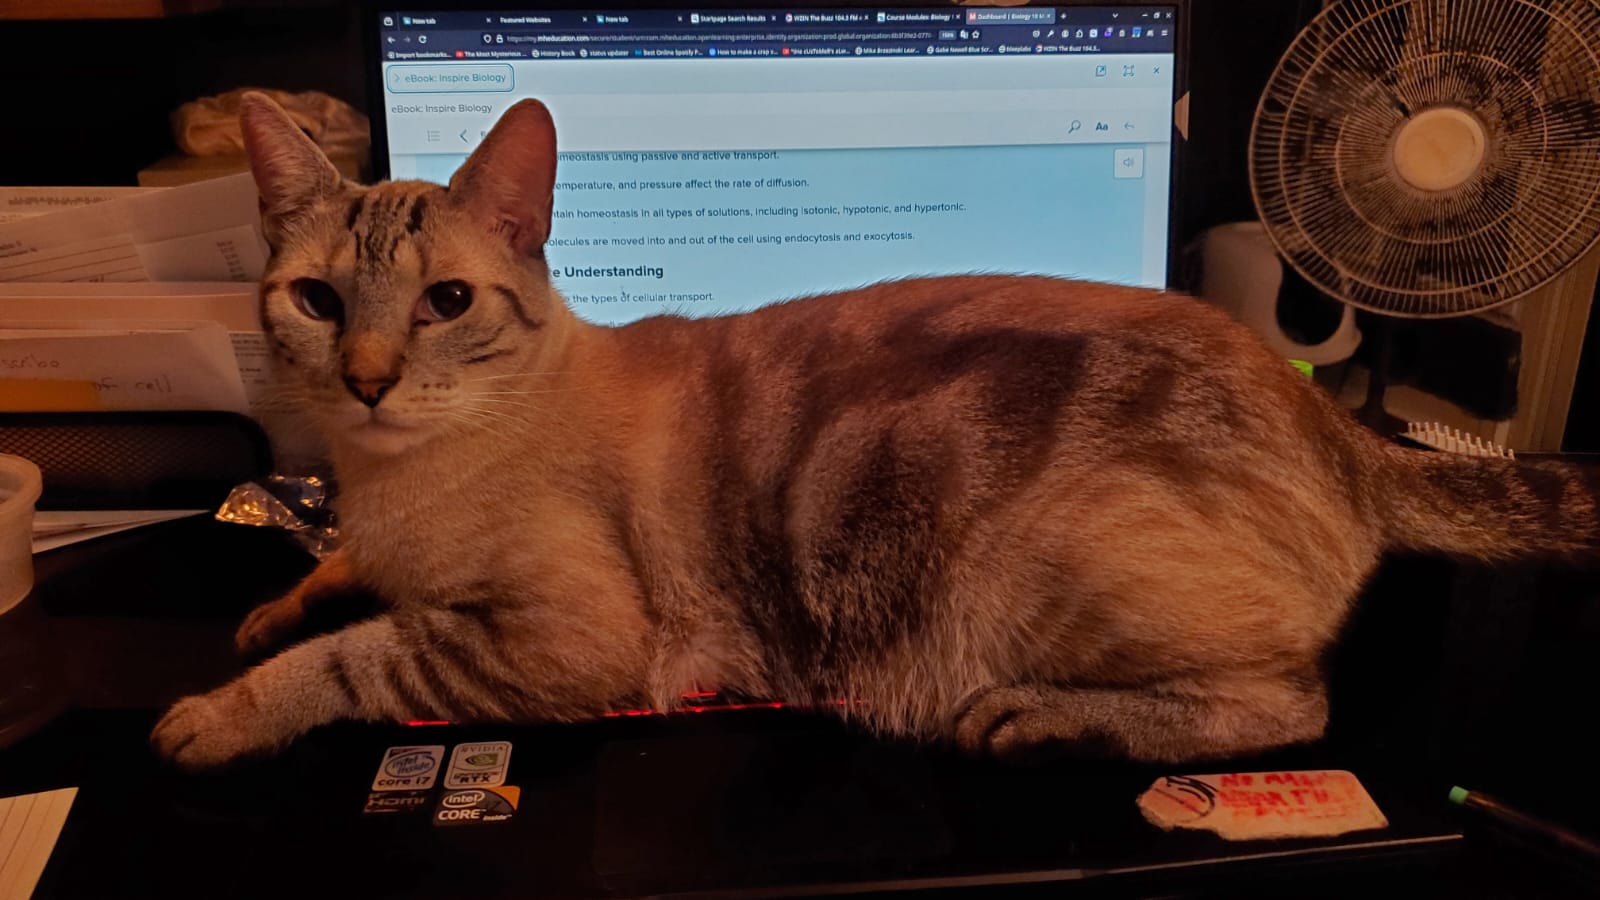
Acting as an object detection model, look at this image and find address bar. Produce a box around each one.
[559,88,1152,116]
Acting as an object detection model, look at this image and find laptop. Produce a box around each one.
[368,2,1186,326]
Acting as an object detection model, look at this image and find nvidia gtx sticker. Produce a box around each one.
[444,741,512,788]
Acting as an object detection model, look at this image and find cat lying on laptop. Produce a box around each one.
[151,92,1598,770]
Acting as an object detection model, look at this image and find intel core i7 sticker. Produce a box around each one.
[372,745,446,791]
[434,786,520,826]
[445,741,512,788]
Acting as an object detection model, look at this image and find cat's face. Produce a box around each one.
[239,93,560,455]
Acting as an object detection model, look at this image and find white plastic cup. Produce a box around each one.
[0,454,43,616]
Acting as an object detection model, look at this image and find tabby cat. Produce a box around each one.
[151,92,1599,771]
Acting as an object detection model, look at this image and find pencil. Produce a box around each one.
[1449,786,1600,863]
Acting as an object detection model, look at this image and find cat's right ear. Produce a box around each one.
[447,99,558,256]
[238,91,343,230]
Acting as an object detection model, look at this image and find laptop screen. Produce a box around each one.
[374,5,1180,324]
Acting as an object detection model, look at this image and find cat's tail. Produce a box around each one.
[1379,446,1600,561]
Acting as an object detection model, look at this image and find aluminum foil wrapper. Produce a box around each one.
[215,474,339,558]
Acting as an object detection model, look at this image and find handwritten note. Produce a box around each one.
[0,284,269,406]
[0,321,249,414]
[1138,770,1389,840]
[0,787,76,900]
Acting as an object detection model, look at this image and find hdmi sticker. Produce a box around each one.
[444,741,512,788]
[364,790,430,815]
[371,744,446,791]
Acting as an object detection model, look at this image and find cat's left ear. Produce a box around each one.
[237,91,343,228]
[448,99,558,256]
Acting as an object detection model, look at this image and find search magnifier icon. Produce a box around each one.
[1067,119,1082,134]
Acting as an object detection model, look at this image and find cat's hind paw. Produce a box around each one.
[953,685,1101,764]
[234,595,306,659]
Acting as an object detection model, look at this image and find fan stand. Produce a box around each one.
[1356,317,1408,436]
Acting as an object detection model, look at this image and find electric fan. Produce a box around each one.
[1249,0,1600,436]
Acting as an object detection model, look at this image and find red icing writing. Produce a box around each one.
[1215,773,1360,820]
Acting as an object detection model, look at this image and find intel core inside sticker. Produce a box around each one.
[434,786,520,825]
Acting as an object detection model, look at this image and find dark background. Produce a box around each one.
[2,0,1595,447]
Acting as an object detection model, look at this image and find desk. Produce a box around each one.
[3,518,1597,898]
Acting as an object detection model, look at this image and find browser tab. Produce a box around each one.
[877,10,962,24]
[964,9,1055,25]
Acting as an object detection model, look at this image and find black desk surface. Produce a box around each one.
[5,518,1599,898]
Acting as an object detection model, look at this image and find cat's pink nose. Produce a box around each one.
[344,375,398,408]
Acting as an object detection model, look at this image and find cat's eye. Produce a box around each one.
[291,278,345,323]
[418,280,474,323]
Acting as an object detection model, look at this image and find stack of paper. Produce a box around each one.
[0,175,266,284]
[0,175,271,416]
[1,320,250,415]
[0,283,264,414]
[0,282,269,408]
[0,178,292,550]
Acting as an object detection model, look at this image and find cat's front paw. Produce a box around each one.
[150,686,279,771]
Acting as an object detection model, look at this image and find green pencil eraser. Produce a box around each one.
[1448,786,1469,805]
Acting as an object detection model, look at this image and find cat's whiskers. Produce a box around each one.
[470,388,583,397]
[464,398,534,407]
[459,397,586,441]
[454,403,525,427]
[249,397,316,413]
[249,384,312,404]
[436,415,503,441]
[464,370,577,383]
[441,405,515,431]
[441,409,500,429]
[460,398,525,413]
[464,397,584,431]
[248,403,303,414]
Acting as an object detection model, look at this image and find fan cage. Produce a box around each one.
[1248,0,1600,318]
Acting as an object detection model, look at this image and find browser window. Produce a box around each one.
[378,6,1179,323]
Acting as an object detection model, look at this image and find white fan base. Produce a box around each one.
[1392,106,1488,192]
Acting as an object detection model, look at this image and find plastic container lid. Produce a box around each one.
[0,454,43,617]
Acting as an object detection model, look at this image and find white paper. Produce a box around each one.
[0,281,263,329]
[0,787,76,900]
[32,509,207,553]
[125,173,260,244]
[0,186,160,225]
[0,320,250,414]
[0,234,145,283]
[137,224,269,283]
[228,331,273,405]
[0,173,266,284]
